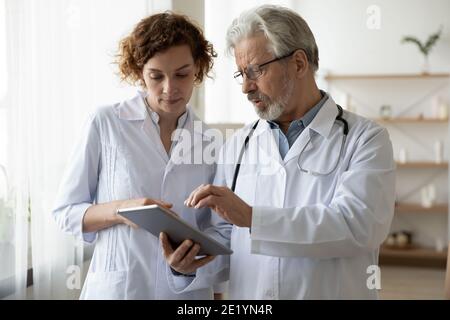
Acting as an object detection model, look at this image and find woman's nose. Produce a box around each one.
[162,78,179,96]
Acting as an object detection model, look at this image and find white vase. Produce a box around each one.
[422,55,430,74]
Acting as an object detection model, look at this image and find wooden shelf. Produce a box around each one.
[325,73,450,80]
[395,203,448,214]
[379,246,447,268]
[396,162,448,169]
[373,117,448,123]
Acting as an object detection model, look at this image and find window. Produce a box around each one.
[0,0,8,178]
[0,0,8,165]
[0,0,7,101]
[0,0,8,184]
[0,0,12,291]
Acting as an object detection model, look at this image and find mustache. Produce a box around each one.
[247,92,268,102]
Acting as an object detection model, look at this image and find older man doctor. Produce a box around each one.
[161,5,395,299]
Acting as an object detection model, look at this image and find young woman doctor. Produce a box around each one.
[52,12,225,299]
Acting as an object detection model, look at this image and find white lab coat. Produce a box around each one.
[52,92,228,299]
[170,95,395,299]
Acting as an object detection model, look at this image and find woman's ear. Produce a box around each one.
[193,65,202,85]
[139,78,147,90]
[293,49,309,78]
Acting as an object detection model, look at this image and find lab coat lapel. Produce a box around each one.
[117,91,169,163]
[282,128,313,164]
[283,98,339,164]
[166,109,208,172]
[252,121,284,169]
[142,116,170,163]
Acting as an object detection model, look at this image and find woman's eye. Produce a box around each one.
[176,74,189,78]
[150,74,163,80]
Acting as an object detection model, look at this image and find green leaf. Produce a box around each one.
[423,26,442,55]
[401,36,426,55]
[401,26,443,56]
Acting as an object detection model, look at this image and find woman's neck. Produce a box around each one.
[145,97,186,131]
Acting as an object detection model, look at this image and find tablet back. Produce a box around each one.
[117,204,232,256]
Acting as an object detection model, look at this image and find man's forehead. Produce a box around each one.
[234,35,272,65]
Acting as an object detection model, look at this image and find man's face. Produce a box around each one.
[234,34,295,121]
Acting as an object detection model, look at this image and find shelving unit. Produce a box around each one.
[374,118,448,124]
[395,203,448,214]
[396,162,448,169]
[325,73,450,80]
[379,246,447,268]
[326,72,450,268]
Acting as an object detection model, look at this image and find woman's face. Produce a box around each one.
[142,45,197,116]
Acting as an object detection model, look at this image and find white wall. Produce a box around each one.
[204,0,450,123]
[77,0,150,107]
[299,0,450,76]
[172,0,206,118]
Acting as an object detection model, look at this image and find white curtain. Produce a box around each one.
[2,0,158,299]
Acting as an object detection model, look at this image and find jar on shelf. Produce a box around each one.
[379,105,392,119]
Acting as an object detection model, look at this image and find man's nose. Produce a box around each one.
[241,75,257,94]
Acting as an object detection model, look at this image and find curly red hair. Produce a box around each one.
[116,11,216,87]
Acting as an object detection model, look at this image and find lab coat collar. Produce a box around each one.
[117,91,148,121]
[116,91,208,138]
[283,96,339,163]
[250,94,338,141]
[249,120,284,167]
[307,96,339,139]
[248,94,339,165]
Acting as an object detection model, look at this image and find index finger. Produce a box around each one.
[184,184,206,207]
[188,185,222,207]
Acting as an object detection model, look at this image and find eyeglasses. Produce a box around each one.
[233,51,296,85]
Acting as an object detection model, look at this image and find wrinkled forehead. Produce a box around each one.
[233,34,274,68]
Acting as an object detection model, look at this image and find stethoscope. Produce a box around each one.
[231,105,349,192]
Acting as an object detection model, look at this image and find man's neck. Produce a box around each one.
[275,87,322,134]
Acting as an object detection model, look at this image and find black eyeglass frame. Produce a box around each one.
[233,50,298,84]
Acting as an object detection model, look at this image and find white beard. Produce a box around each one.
[254,75,295,121]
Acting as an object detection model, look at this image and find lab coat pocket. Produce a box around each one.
[100,144,131,201]
[81,270,127,300]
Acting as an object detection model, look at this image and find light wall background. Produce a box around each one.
[202,0,450,123]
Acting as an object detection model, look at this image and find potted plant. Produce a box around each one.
[401,26,443,74]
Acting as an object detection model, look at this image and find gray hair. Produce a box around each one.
[226,5,319,72]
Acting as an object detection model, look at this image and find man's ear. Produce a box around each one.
[293,49,309,78]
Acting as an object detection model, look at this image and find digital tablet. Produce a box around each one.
[117,204,233,256]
